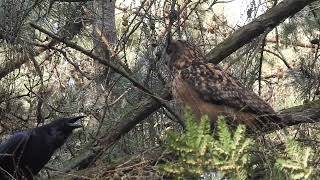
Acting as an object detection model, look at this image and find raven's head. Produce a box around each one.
[46,116,85,149]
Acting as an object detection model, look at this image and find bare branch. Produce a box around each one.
[206,0,318,64]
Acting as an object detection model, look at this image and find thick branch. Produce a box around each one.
[206,0,318,64]
[0,56,30,80]
[280,100,320,126]
[61,91,171,172]
[99,91,170,146]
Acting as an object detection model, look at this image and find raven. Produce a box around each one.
[0,116,84,180]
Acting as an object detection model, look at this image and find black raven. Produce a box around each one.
[0,116,84,180]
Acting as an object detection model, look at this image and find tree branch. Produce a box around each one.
[206,0,318,64]
[61,91,171,172]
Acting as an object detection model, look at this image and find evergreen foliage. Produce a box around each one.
[159,110,214,179]
[275,139,315,180]
[159,109,318,179]
[159,109,253,179]
[211,116,253,179]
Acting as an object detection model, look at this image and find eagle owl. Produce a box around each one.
[166,40,281,131]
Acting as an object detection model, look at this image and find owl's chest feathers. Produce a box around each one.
[172,74,202,109]
[172,73,256,127]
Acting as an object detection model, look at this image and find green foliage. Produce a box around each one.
[159,109,318,179]
[159,109,253,179]
[159,110,214,179]
[211,116,253,179]
[275,139,315,180]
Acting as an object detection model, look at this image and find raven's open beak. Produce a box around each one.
[66,116,85,129]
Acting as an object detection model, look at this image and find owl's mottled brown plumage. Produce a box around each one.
[166,40,281,130]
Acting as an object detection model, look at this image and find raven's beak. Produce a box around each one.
[66,116,85,129]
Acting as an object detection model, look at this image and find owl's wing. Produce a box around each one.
[180,62,277,117]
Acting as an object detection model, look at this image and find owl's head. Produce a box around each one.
[165,40,205,71]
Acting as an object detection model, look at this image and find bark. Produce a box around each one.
[92,0,117,59]
[206,0,318,64]
[0,55,31,79]
[280,100,320,126]
[61,91,171,172]
[99,91,171,145]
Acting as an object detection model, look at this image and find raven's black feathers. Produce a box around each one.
[0,116,84,180]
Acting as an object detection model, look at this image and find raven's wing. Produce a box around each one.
[0,132,31,180]
[0,132,30,161]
